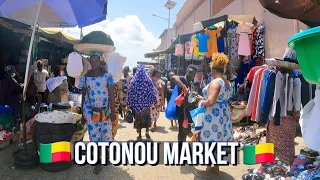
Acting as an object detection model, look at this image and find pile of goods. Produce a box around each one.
[0,130,14,149]
[287,148,320,179]
[242,149,320,180]
[233,124,266,147]
[35,110,77,124]
[242,160,290,180]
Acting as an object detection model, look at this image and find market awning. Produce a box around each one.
[0,18,79,45]
[259,0,319,27]
[39,27,79,45]
[137,59,159,65]
[144,50,167,58]
[193,14,258,33]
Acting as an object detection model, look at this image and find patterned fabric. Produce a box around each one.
[121,74,132,107]
[78,73,114,142]
[200,79,233,142]
[251,27,257,56]
[296,168,320,180]
[112,113,119,139]
[227,28,239,60]
[266,115,297,164]
[150,80,163,123]
[253,25,265,58]
[127,65,157,113]
[114,81,123,114]
[4,65,14,74]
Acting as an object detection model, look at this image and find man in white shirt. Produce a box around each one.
[34,60,49,102]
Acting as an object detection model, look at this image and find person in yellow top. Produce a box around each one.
[192,34,205,56]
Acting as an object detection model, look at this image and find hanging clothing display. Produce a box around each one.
[185,41,194,55]
[251,27,257,56]
[217,26,225,53]
[227,27,239,60]
[195,33,210,53]
[245,60,301,164]
[175,43,184,56]
[205,28,220,57]
[236,23,251,56]
[192,34,205,56]
[253,25,265,58]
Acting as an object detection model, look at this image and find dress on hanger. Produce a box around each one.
[205,29,220,57]
[236,23,251,56]
[217,27,225,53]
[227,27,239,60]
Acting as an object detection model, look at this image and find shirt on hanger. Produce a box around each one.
[185,41,194,55]
[175,44,184,56]
[196,33,210,53]
[192,35,205,56]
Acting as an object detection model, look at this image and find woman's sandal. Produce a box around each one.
[137,136,142,141]
[145,133,151,139]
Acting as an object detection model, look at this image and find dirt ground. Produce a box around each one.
[0,112,306,180]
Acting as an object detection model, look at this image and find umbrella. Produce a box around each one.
[259,0,320,27]
[0,0,108,169]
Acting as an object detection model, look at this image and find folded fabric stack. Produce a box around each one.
[287,148,320,179]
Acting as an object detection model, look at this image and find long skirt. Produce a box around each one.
[266,115,297,164]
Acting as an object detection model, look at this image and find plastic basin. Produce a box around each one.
[288,26,320,86]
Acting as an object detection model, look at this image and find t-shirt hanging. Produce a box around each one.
[175,43,183,56]
[185,41,194,55]
[192,35,205,56]
[196,33,210,53]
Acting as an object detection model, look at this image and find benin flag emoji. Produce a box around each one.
[243,143,274,165]
[40,141,71,163]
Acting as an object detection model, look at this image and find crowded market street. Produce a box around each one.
[0,112,306,180]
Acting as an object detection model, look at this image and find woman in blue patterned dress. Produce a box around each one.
[195,53,232,179]
[78,53,116,174]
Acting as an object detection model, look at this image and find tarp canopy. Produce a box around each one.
[39,27,79,44]
[137,59,159,65]
[0,18,79,45]
[193,14,258,34]
[259,0,320,27]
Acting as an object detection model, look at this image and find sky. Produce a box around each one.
[65,0,186,68]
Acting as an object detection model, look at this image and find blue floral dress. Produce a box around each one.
[200,78,232,142]
[78,73,114,142]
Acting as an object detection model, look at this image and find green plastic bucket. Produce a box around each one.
[288,26,320,86]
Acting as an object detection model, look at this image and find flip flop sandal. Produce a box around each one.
[136,136,142,141]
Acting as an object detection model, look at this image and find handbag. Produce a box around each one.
[165,85,178,120]
[174,87,187,107]
[125,109,134,123]
[189,103,205,134]
[85,76,109,122]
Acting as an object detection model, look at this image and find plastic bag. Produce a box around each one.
[165,85,178,120]
[300,89,320,151]
[174,87,187,107]
[189,104,205,134]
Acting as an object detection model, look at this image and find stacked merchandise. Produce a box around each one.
[287,149,320,179]
[0,129,14,149]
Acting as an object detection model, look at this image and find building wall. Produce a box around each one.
[157,28,176,51]
[174,0,210,35]
[214,0,308,58]
[213,0,234,16]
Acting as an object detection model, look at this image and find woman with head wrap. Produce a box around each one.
[75,31,116,174]
[195,53,232,178]
[127,65,157,140]
[2,65,23,129]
